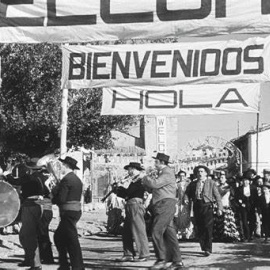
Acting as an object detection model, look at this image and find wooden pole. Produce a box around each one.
[60,88,68,158]
[256,112,260,173]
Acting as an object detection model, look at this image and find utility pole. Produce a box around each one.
[256,112,260,173]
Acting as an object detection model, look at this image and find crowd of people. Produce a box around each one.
[1,152,270,270]
[105,154,270,270]
[0,155,84,270]
[175,166,270,245]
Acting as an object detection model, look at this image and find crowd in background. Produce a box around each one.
[174,167,270,243]
[105,164,270,245]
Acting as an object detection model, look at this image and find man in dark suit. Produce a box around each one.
[52,156,84,270]
[184,165,222,256]
[235,174,258,242]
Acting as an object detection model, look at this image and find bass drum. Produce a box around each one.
[0,181,20,228]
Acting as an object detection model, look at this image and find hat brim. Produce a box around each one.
[59,158,80,170]
[25,164,44,170]
[124,165,143,171]
[152,156,171,163]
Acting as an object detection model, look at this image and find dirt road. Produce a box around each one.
[1,204,270,270]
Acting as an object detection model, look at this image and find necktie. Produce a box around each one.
[196,180,204,199]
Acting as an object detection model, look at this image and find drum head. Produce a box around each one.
[0,181,20,228]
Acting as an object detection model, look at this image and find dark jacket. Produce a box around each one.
[116,178,145,201]
[235,184,258,210]
[52,172,83,206]
[185,178,223,212]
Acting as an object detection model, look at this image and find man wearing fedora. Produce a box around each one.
[142,153,184,270]
[52,156,84,270]
[184,165,223,256]
[115,162,150,262]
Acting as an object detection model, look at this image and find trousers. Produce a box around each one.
[193,200,213,252]
[152,198,182,263]
[19,202,42,267]
[38,209,54,263]
[54,210,84,270]
[122,199,150,258]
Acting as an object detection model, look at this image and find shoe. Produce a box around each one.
[167,261,184,270]
[115,256,134,262]
[26,267,42,270]
[18,261,31,267]
[134,257,149,262]
[204,251,211,257]
[57,267,70,270]
[42,259,55,264]
[150,260,167,270]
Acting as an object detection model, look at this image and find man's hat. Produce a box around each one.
[193,165,210,176]
[59,156,79,170]
[152,152,171,163]
[25,158,44,170]
[177,170,186,176]
[262,182,270,188]
[124,162,144,171]
[263,168,270,174]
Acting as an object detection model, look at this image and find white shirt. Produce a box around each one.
[243,186,251,197]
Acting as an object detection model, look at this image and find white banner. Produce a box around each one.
[101,84,261,115]
[62,36,270,88]
[1,0,270,43]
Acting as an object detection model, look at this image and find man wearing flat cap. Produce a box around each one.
[142,153,183,270]
[52,156,84,270]
[115,162,150,262]
[5,159,46,270]
[184,165,222,257]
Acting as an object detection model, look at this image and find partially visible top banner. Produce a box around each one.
[62,36,270,89]
[0,57,2,87]
[101,83,261,115]
[1,0,270,43]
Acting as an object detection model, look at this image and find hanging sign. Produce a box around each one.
[101,83,261,115]
[156,116,167,153]
[1,0,270,43]
[62,36,270,88]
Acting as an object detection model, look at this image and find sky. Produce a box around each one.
[173,33,270,150]
[177,82,270,150]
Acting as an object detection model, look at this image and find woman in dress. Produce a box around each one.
[175,170,194,240]
[213,171,241,242]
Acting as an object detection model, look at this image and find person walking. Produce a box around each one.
[236,174,258,242]
[142,153,183,270]
[258,184,270,243]
[214,171,240,242]
[175,170,193,240]
[184,165,223,256]
[35,166,55,264]
[115,162,150,262]
[52,156,84,270]
[5,160,45,270]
